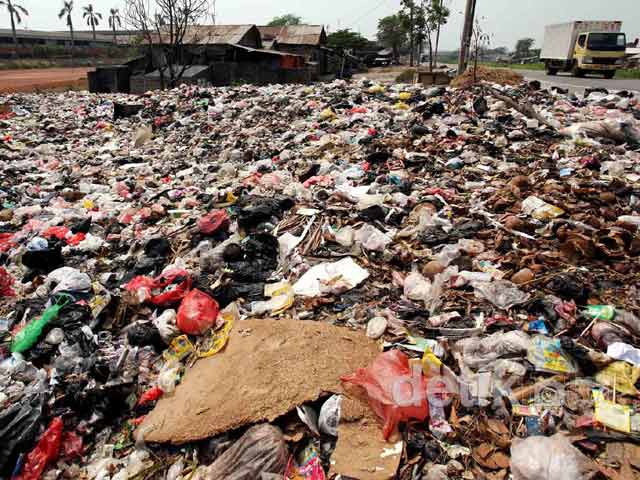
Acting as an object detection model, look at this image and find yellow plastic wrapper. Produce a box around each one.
[264,281,294,315]
[89,283,111,319]
[595,361,640,396]
[319,108,336,120]
[395,102,410,110]
[368,85,385,94]
[83,199,95,209]
[198,302,240,358]
[593,390,631,432]
[399,92,412,101]
[422,348,442,377]
[163,335,194,363]
[521,196,565,220]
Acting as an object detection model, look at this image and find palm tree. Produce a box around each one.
[0,0,29,50]
[82,4,102,41]
[108,8,122,45]
[58,1,75,50]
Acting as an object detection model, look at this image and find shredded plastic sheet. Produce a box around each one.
[593,390,631,433]
[293,257,369,297]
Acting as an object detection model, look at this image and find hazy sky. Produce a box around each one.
[2,0,639,51]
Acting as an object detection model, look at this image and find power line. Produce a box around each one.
[352,0,395,36]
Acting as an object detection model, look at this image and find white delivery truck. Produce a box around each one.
[540,21,626,78]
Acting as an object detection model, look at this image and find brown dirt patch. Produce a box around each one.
[330,396,403,480]
[139,318,380,444]
[0,68,91,94]
[451,65,523,89]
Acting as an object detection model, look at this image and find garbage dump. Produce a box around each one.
[0,75,640,480]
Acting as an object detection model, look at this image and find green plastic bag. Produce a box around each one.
[585,305,615,321]
[11,295,71,353]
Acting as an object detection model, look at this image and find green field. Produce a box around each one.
[481,62,640,79]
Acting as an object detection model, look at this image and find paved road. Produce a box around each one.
[520,70,640,95]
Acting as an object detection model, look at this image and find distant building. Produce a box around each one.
[0,28,112,48]
[258,25,329,74]
[123,25,307,93]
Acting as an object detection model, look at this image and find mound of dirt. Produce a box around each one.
[451,66,524,89]
[138,318,379,444]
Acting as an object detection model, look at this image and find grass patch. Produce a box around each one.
[615,69,640,79]
[481,62,546,71]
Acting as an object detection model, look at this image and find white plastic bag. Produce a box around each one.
[511,433,595,480]
[293,257,369,297]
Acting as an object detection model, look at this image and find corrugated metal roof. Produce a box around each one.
[182,25,256,45]
[142,25,260,47]
[258,25,326,46]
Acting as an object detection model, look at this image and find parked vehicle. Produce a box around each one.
[540,21,626,78]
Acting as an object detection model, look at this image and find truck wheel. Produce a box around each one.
[546,68,558,76]
[572,65,586,78]
[604,71,616,79]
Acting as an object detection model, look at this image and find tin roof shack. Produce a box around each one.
[88,56,149,93]
[258,25,330,75]
[131,65,212,93]
[209,45,307,86]
[88,65,131,93]
[182,25,307,85]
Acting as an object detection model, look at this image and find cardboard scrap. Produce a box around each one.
[330,396,403,480]
[138,319,379,444]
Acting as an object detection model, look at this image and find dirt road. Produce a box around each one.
[0,68,90,94]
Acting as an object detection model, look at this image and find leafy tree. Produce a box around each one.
[327,29,369,51]
[83,4,103,41]
[0,0,28,50]
[377,14,408,60]
[267,14,302,27]
[58,1,75,50]
[125,0,211,89]
[399,0,450,69]
[399,0,422,66]
[515,38,535,58]
[430,0,450,68]
[108,8,122,44]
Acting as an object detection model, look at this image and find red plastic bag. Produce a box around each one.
[125,268,192,306]
[15,417,63,480]
[66,232,86,246]
[137,386,164,406]
[198,210,230,235]
[341,350,429,440]
[0,267,15,297]
[60,431,83,460]
[0,232,16,253]
[42,226,70,241]
[177,289,219,335]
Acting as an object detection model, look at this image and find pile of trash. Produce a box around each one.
[1,76,640,480]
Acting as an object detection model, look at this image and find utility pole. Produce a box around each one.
[457,0,476,75]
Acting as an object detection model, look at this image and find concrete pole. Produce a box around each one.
[457,0,475,75]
